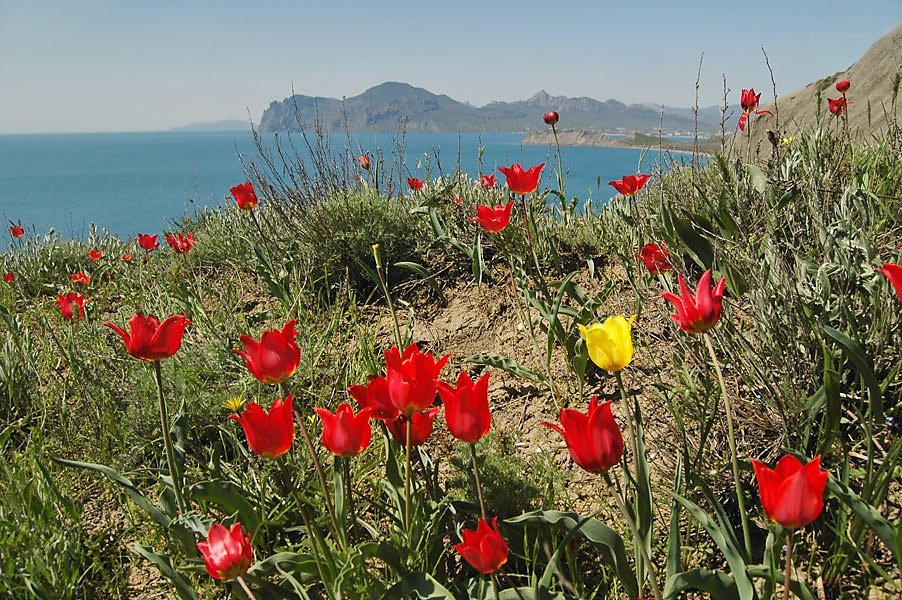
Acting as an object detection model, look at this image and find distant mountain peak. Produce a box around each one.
[528,90,553,104]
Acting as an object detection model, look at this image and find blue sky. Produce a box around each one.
[1,0,898,133]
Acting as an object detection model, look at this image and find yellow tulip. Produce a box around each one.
[578,315,636,373]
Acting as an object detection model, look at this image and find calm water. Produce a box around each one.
[0,131,690,240]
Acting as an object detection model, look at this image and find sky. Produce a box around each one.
[1,0,899,134]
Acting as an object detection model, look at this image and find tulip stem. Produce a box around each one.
[236,576,258,600]
[500,570,528,600]
[489,573,501,600]
[603,473,663,600]
[405,417,413,542]
[614,371,639,484]
[371,243,403,348]
[282,382,345,550]
[703,332,752,559]
[783,529,793,600]
[153,360,187,516]
[469,443,488,521]
[551,124,567,214]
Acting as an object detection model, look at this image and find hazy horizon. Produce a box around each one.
[1,1,899,134]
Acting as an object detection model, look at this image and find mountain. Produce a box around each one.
[257,82,734,134]
[745,25,901,144]
[170,119,253,132]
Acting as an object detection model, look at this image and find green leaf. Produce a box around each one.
[131,544,197,600]
[665,568,738,600]
[464,354,549,388]
[189,480,261,533]
[827,474,900,568]
[822,325,883,421]
[747,164,767,195]
[394,261,432,279]
[498,590,566,600]
[816,347,842,455]
[380,572,456,599]
[673,215,714,269]
[507,510,639,599]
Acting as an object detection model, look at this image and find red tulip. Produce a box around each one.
[3,272,13,284]
[385,344,450,416]
[233,320,301,385]
[230,182,258,210]
[835,80,850,94]
[385,408,440,446]
[827,97,849,117]
[121,252,133,261]
[543,111,560,126]
[315,403,374,457]
[661,269,726,334]
[473,202,513,233]
[71,272,90,286]
[57,292,88,322]
[197,522,253,581]
[636,242,672,274]
[229,395,294,459]
[9,225,24,238]
[740,88,762,113]
[498,163,545,195]
[407,177,425,191]
[104,313,191,361]
[165,233,196,254]
[479,174,496,189]
[878,263,902,301]
[454,517,509,575]
[358,154,372,170]
[437,371,491,443]
[348,375,398,421]
[137,233,160,252]
[541,397,624,474]
[609,174,651,197]
[88,249,103,260]
[751,454,828,529]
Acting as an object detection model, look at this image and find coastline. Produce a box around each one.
[522,129,720,156]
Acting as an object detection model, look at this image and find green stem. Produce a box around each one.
[500,570,527,600]
[469,443,488,521]
[703,332,752,559]
[343,455,355,535]
[783,529,793,600]
[551,125,567,212]
[602,473,663,600]
[372,244,402,348]
[614,371,639,482]
[153,360,187,516]
[489,573,501,600]
[405,417,413,543]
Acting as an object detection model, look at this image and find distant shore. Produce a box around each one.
[522,129,720,156]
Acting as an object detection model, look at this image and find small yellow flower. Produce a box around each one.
[577,315,636,373]
[224,395,245,413]
[779,136,795,147]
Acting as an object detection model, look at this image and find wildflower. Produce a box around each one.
[498,163,545,195]
[223,395,245,413]
[88,249,103,260]
[384,408,440,446]
[385,343,450,416]
[104,313,190,361]
[57,292,88,322]
[71,272,90,285]
[609,174,651,197]
[541,397,624,474]
[229,182,258,210]
[454,517,509,575]
[197,523,253,581]
[780,136,795,146]
[479,174,496,189]
[543,111,560,126]
[3,272,13,284]
[233,320,301,385]
[661,270,726,334]
[577,315,636,373]
[407,177,425,191]
[878,263,902,301]
[165,233,197,254]
[827,97,849,117]
[121,252,133,261]
[314,403,374,457]
[137,233,160,252]
[740,88,762,113]
[229,395,294,459]
[358,154,372,170]
[348,376,397,421]
[437,372,491,444]
[9,225,24,238]
[835,80,850,94]
[636,242,672,274]
[473,202,513,233]
[752,454,828,529]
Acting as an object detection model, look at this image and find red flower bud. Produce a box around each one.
[878,263,902,302]
[197,522,253,580]
[541,397,623,474]
[3,272,13,284]
[9,225,24,238]
[609,174,651,197]
[751,454,828,529]
[543,111,560,126]
[385,344,450,416]
[88,249,103,260]
[121,252,133,261]
[407,177,425,191]
[454,517,509,575]
[479,174,496,189]
[104,313,190,361]
[137,233,160,252]
[358,154,372,170]
[233,320,301,384]
[661,269,726,334]
[71,272,90,286]
[385,408,440,446]
[57,292,88,322]
[473,202,513,233]
[314,402,374,457]
[636,242,672,274]
[165,233,196,254]
[230,181,258,210]
[835,80,850,94]
[498,163,545,195]
[229,395,295,459]
[437,371,491,443]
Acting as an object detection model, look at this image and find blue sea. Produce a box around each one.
[0,131,692,240]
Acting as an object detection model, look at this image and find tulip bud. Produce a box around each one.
[835,80,850,94]
[358,154,372,170]
[543,111,559,126]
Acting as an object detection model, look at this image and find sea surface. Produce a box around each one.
[0,131,693,241]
